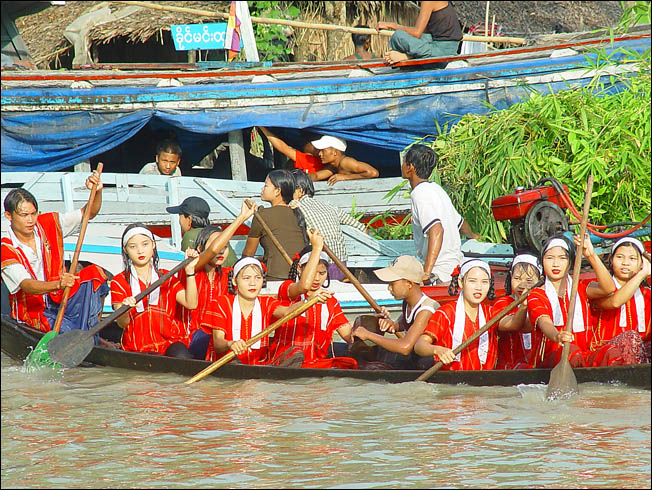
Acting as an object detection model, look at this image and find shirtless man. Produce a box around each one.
[309,135,379,186]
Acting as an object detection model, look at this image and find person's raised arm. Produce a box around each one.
[594,256,651,310]
[577,233,616,300]
[376,1,439,38]
[176,249,199,309]
[80,167,104,219]
[287,229,324,298]
[258,127,298,161]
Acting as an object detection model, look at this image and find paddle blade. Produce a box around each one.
[46,329,95,368]
[545,359,579,401]
[24,330,61,370]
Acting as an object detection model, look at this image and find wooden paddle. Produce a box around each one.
[46,257,193,368]
[415,277,544,382]
[245,199,293,266]
[51,163,104,334]
[321,242,404,339]
[546,175,594,400]
[185,294,321,384]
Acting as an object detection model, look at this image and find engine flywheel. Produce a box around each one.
[525,201,569,253]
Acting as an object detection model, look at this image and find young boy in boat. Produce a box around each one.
[584,237,651,366]
[204,257,331,367]
[402,144,479,285]
[1,172,110,337]
[526,234,614,369]
[289,169,368,281]
[111,224,199,358]
[139,139,182,177]
[414,259,496,370]
[493,254,542,369]
[309,135,379,186]
[377,1,462,66]
[177,201,257,359]
[351,255,439,370]
[269,229,357,369]
[343,24,376,61]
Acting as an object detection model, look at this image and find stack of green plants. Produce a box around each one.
[370,46,651,243]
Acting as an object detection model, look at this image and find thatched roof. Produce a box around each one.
[15,1,625,68]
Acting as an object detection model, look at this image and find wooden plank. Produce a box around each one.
[167,177,183,249]
[228,130,248,181]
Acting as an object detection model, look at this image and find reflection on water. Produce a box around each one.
[2,353,650,488]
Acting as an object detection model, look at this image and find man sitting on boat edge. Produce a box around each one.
[1,171,110,339]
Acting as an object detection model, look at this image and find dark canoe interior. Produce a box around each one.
[2,315,650,389]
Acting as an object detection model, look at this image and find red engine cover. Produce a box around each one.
[491,185,569,221]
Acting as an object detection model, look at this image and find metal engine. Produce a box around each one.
[491,183,570,254]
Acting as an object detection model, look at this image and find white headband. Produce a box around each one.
[299,251,329,266]
[611,237,645,255]
[459,259,491,278]
[544,238,569,253]
[123,227,155,247]
[233,257,264,278]
[512,254,542,274]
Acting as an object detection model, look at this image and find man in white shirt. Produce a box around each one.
[1,170,110,334]
[402,144,479,284]
[139,139,182,177]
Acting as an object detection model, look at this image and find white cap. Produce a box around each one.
[374,255,424,285]
[311,135,347,152]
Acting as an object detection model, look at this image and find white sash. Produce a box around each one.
[613,276,645,333]
[233,296,263,349]
[303,294,330,331]
[522,332,532,350]
[544,277,584,333]
[452,296,488,364]
[129,263,159,313]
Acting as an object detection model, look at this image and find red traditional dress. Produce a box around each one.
[177,266,231,339]
[585,280,651,366]
[492,295,532,369]
[294,151,324,174]
[110,268,188,354]
[526,278,592,368]
[1,212,106,332]
[422,299,498,371]
[204,294,289,365]
[269,280,358,369]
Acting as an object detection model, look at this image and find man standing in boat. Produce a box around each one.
[377,1,462,65]
[402,144,479,284]
[1,170,110,334]
[139,139,182,177]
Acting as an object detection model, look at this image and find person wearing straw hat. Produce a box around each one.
[585,237,651,366]
[415,259,497,370]
[351,255,444,370]
[309,135,379,186]
[1,170,109,335]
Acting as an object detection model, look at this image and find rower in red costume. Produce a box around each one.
[527,234,614,368]
[111,224,199,358]
[204,257,332,366]
[1,172,108,335]
[415,259,498,371]
[585,237,651,366]
[270,230,357,369]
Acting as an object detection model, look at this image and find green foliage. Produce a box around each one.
[619,1,652,29]
[425,48,651,243]
[249,1,300,61]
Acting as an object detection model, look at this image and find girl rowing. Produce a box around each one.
[178,201,256,359]
[205,256,331,366]
[493,254,542,369]
[585,237,651,366]
[414,259,496,370]
[351,255,438,370]
[111,224,199,358]
[526,233,613,368]
[269,229,357,369]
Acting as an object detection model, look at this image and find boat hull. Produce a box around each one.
[3,316,649,389]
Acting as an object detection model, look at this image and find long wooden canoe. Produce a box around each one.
[3,315,649,389]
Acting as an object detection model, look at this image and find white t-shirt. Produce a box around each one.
[411,181,463,282]
[1,210,82,294]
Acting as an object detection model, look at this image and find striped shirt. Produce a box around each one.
[292,195,367,262]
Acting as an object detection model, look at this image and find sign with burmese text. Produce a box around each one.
[171,23,242,51]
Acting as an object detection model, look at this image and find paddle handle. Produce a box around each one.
[321,242,404,339]
[185,294,322,384]
[86,257,193,338]
[52,163,104,333]
[416,278,544,382]
[559,175,594,360]
[245,199,293,266]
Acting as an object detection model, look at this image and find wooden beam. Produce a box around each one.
[228,130,248,181]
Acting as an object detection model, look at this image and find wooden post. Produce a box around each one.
[167,177,183,249]
[74,160,91,173]
[228,130,248,181]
